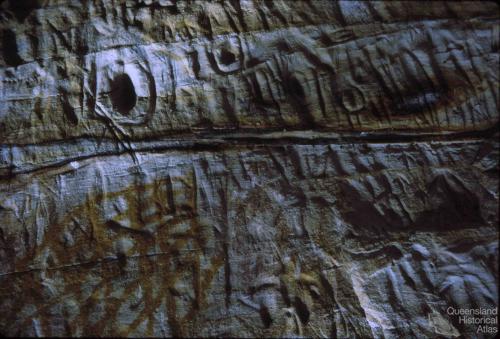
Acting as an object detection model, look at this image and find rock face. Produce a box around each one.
[0,1,498,337]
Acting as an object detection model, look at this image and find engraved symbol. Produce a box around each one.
[341,85,365,112]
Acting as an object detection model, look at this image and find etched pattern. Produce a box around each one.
[0,0,498,337]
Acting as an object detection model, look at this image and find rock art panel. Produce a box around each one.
[0,0,498,338]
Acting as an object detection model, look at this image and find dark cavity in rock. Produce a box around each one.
[109,73,137,115]
[2,29,23,67]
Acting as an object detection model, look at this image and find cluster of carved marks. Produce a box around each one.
[1,172,224,337]
[0,1,498,337]
[2,140,496,337]
[0,1,498,144]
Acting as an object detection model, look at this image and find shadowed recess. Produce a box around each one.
[8,0,39,22]
[2,29,23,67]
[220,48,236,65]
[109,73,137,115]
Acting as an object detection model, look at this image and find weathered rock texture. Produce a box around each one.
[0,0,498,337]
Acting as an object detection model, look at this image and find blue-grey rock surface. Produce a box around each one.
[0,0,498,337]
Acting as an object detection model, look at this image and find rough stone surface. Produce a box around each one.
[0,1,498,337]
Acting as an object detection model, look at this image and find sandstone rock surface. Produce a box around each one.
[0,1,498,337]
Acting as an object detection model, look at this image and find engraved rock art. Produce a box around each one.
[0,1,498,337]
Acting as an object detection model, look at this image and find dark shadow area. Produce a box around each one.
[109,73,137,114]
[8,0,39,22]
[2,29,23,67]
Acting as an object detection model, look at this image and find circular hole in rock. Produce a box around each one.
[109,73,137,114]
[219,48,236,65]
